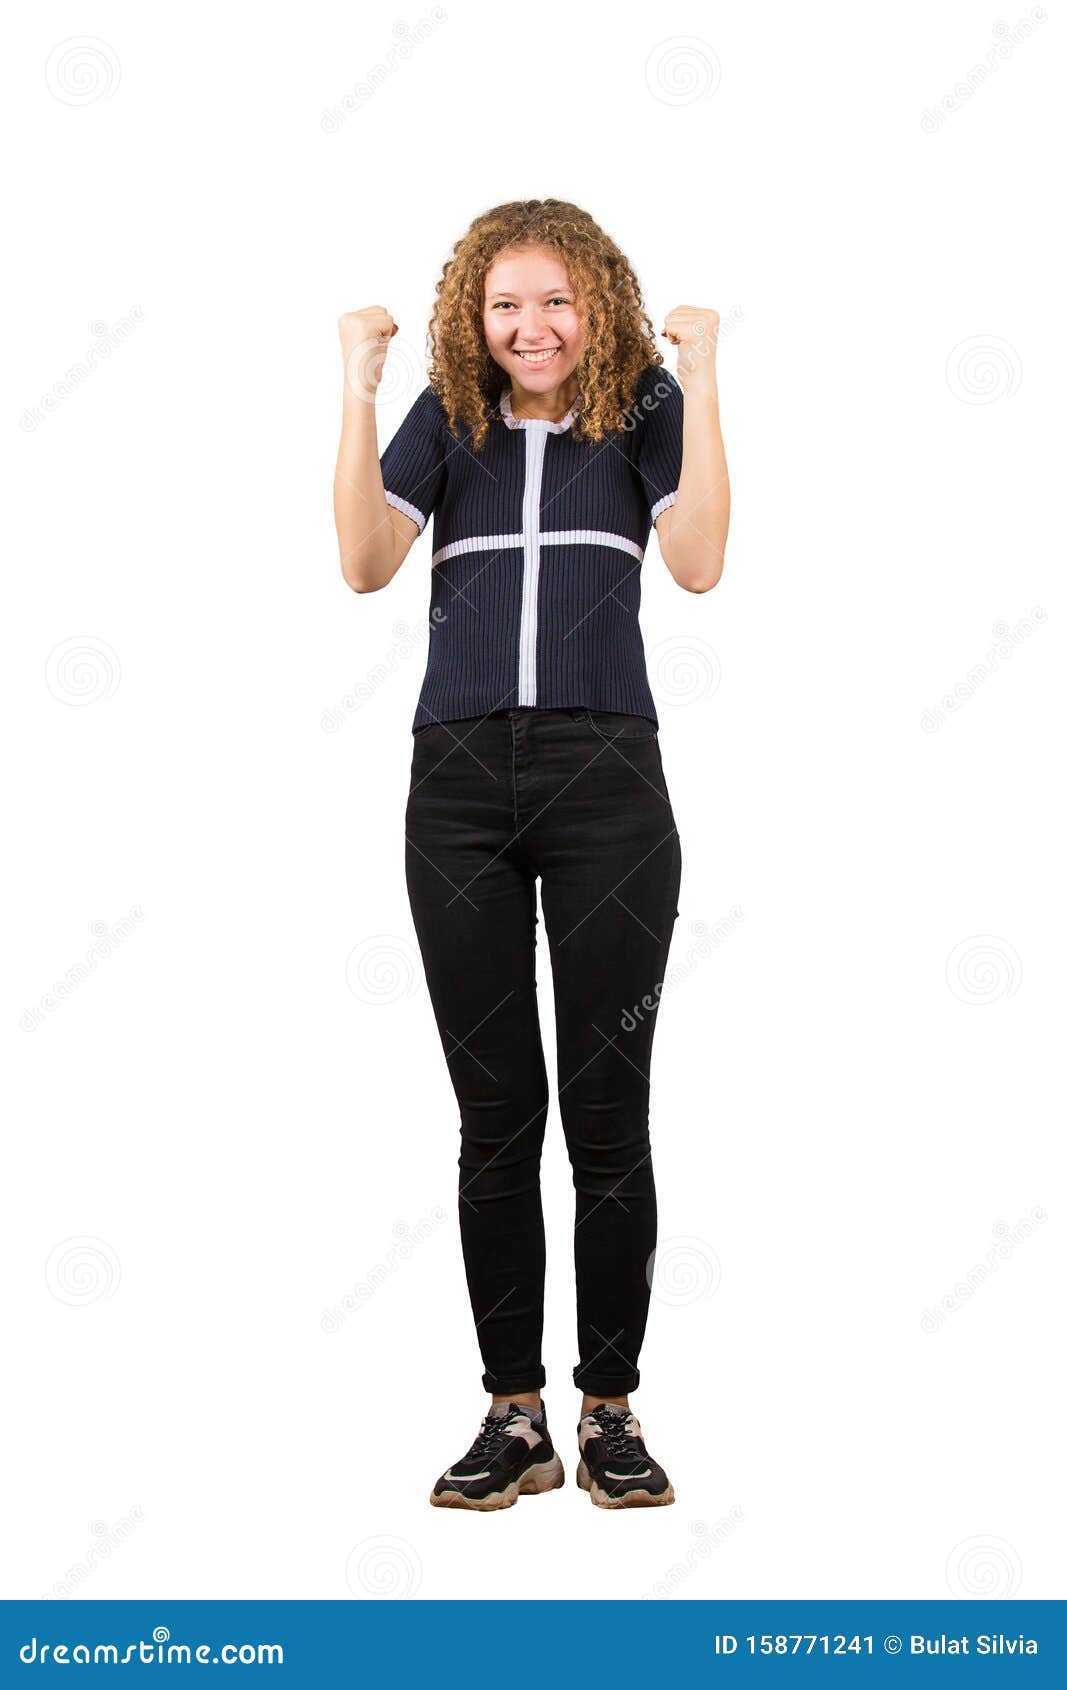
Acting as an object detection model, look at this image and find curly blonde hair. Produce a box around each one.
[427,199,662,449]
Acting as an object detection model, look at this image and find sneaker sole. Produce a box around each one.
[430,1452,565,1511]
[576,1457,675,1509]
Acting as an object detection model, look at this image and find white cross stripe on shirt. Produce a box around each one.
[385,381,679,715]
[429,530,646,569]
[423,412,652,707]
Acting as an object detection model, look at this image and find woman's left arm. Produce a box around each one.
[657,306,730,593]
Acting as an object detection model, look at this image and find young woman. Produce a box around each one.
[334,199,729,1510]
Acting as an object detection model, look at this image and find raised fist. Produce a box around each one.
[339,306,399,401]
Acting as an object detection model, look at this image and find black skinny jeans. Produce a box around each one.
[405,707,682,1396]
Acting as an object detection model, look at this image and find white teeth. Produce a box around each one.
[516,349,558,362]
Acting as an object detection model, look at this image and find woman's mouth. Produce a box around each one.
[514,347,560,367]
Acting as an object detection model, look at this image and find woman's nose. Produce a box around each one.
[516,307,547,340]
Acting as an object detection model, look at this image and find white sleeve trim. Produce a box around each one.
[384,490,427,534]
[650,491,678,526]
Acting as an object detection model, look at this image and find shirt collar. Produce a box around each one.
[499,388,579,433]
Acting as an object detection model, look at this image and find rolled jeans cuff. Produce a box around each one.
[573,1363,640,1394]
[481,1364,547,1394]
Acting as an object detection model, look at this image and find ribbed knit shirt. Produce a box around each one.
[379,363,684,731]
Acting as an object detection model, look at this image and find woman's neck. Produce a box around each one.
[507,374,579,424]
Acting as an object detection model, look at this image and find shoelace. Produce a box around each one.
[589,1407,636,1459]
[464,1406,522,1461]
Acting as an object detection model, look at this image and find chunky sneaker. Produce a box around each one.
[576,1403,675,1508]
[430,1401,565,1510]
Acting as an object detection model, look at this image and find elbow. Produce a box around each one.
[686,534,726,593]
[664,547,724,594]
[339,546,388,593]
[340,560,369,592]
[688,560,723,593]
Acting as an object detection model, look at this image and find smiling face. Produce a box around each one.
[482,245,585,396]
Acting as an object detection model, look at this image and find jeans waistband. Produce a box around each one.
[489,707,587,722]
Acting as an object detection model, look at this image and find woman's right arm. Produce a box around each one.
[334,307,420,593]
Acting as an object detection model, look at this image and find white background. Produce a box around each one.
[3,0,1063,1603]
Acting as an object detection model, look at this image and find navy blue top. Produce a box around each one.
[379,364,684,731]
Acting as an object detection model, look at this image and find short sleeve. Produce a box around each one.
[379,386,446,534]
[632,366,684,526]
